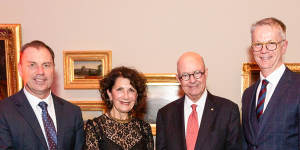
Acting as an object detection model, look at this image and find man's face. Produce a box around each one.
[252,25,287,77]
[18,47,54,99]
[177,56,207,102]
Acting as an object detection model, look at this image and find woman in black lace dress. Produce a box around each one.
[84,66,154,150]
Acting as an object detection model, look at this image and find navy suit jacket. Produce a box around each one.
[156,92,242,150]
[0,89,85,150]
[242,68,300,150]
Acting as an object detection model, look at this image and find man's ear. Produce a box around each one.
[17,63,23,77]
[176,74,181,84]
[281,40,288,55]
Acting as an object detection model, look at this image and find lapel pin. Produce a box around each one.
[211,108,214,111]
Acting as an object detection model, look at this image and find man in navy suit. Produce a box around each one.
[156,52,242,150]
[242,17,300,150]
[0,40,85,150]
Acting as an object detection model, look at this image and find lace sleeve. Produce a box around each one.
[84,120,101,150]
[142,122,154,150]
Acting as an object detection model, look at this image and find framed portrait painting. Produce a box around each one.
[0,24,22,100]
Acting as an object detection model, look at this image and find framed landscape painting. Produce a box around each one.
[64,50,112,89]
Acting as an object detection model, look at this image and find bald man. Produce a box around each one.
[156,52,242,150]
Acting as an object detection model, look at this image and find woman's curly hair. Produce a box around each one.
[99,66,147,112]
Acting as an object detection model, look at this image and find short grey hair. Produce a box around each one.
[250,17,286,41]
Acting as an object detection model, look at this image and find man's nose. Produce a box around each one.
[189,74,196,83]
[36,66,45,74]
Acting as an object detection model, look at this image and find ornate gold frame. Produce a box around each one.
[71,73,178,135]
[242,63,300,93]
[64,50,112,89]
[0,24,22,98]
[144,73,178,85]
[70,100,106,111]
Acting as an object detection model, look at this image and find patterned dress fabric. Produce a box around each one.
[84,114,154,150]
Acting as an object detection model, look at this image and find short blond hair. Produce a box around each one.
[251,17,286,40]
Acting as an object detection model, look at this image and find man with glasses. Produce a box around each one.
[156,52,242,150]
[242,17,300,150]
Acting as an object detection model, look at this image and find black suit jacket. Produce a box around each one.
[0,89,85,150]
[242,68,300,150]
[156,92,242,150]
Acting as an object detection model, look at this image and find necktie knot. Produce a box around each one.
[191,104,197,112]
[262,79,269,86]
[38,101,48,110]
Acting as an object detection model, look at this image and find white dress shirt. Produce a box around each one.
[23,88,57,147]
[184,89,207,135]
[256,64,286,113]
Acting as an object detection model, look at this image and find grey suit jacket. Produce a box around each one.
[156,92,242,150]
[242,68,300,150]
[0,89,85,150]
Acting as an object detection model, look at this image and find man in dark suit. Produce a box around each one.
[242,17,300,150]
[0,40,84,150]
[156,52,242,150]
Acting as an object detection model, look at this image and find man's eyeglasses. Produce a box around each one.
[179,70,205,81]
[251,40,285,52]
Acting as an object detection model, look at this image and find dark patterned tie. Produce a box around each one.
[38,102,58,150]
[256,79,269,121]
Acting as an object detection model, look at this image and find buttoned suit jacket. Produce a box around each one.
[0,89,85,150]
[156,91,242,150]
[242,68,300,150]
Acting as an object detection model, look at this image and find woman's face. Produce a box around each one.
[107,77,138,114]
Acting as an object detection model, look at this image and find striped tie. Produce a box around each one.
[256,79,269,121]
[38,102,58,150]
[186,104,199,150]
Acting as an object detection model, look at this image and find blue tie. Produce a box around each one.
[38,102,58,150]
[256,79,269,121]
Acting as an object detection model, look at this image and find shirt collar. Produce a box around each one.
[185,89,207,107]
[23,87,53,109]
[260,64,286,86]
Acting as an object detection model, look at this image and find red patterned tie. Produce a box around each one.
[256,79,269,121]
[186,104,199,150]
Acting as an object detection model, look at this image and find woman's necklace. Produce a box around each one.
[107,112,132,123]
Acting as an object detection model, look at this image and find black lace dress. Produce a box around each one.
[84,114,154,150]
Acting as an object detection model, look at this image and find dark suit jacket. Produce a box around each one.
[242,68,300,150]
[0,89,85,150]
[156,92,242,150]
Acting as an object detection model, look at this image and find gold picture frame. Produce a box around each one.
[64,50,112,89]
[144,73,178,85]
[71,73,180,135]
[242,63,300,93]
[0,24,22,99]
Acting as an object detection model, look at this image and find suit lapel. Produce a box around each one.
[245,81,260,141]
[52,94,64,149]
[175,97,187,150]
[257,68,292,137]
[194,92,217,149]
[13,90,48,149]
